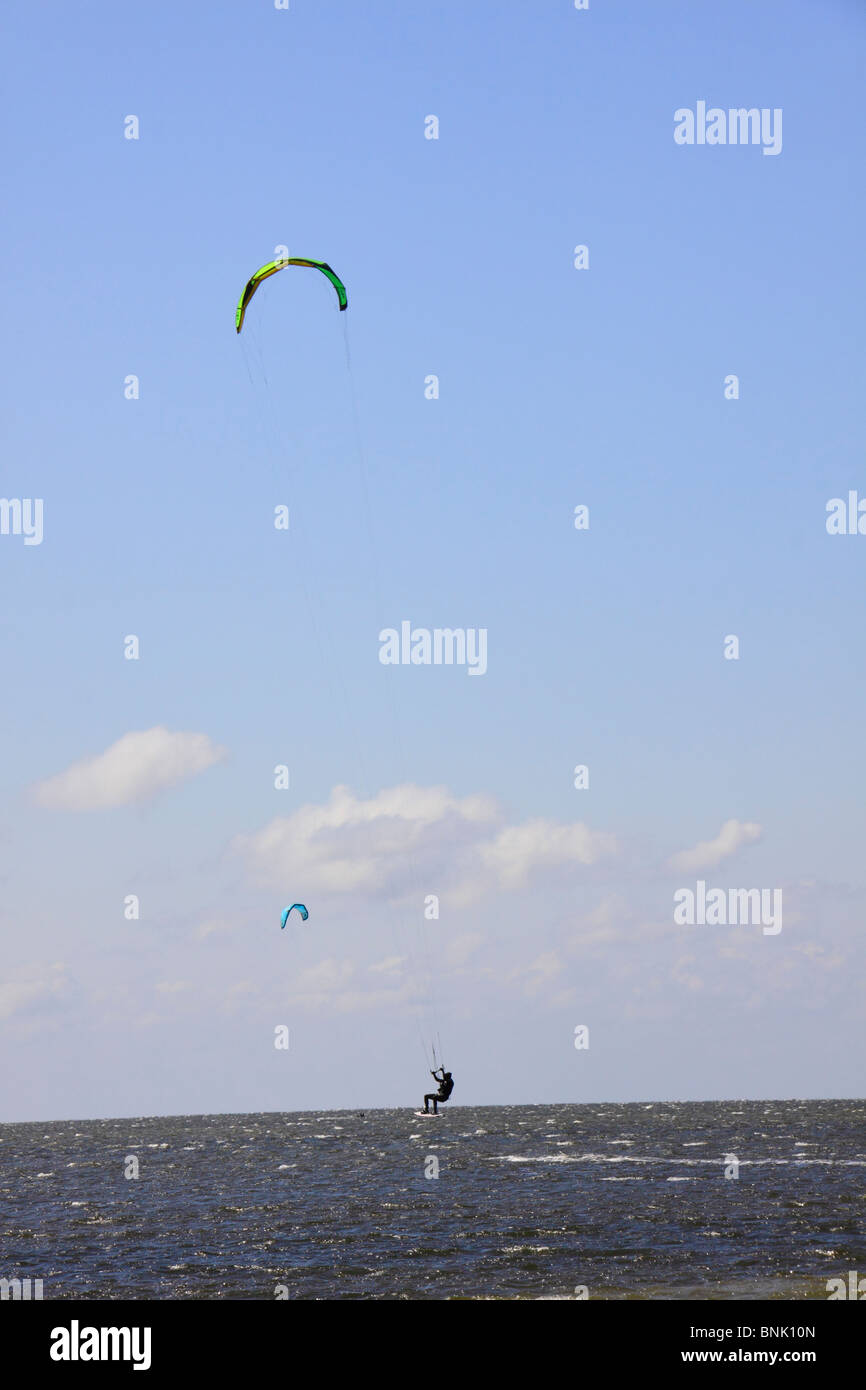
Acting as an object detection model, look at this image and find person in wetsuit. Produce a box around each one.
[423,1067,454,1114]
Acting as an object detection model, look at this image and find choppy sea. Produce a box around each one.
[2,1100,863,1300]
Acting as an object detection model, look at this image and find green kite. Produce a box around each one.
[235,257,348,332]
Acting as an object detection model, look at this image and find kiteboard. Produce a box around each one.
[413,1110,444,1118]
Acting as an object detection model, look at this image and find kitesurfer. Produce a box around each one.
[423,1066,454,1114]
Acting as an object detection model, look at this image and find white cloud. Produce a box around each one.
[281,958,408,1013]
[667,819,762,873]
[330,987,411,1015]
[568,895,631,947]
[479,819,617,886]
[294,958,355,995]
[369,955,406,977]
[31,727,227,810]
[234,783,617,902]
[0,962,69,1021]
[672,954,704,992]
[445,933,485,968]
[234,783,498,895]
[194,918,236,942]
[520,950,564,997]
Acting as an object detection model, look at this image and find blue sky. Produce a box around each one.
[2,0,864,1121]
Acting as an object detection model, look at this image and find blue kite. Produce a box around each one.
[280,903,309,929]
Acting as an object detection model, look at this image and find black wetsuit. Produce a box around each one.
[423,1069,454,1113]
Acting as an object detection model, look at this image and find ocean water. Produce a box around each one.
[1,1100,863,1300]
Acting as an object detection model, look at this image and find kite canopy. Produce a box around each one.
[280,903,309,929]
[236,258,347,332]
